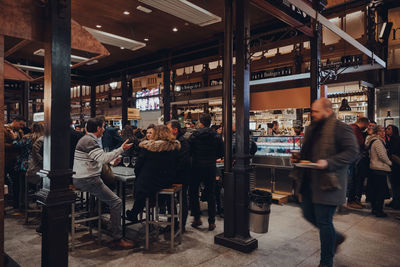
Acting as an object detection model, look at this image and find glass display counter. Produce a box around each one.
[251,136,303,195]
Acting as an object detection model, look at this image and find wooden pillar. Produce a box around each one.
[216,0,235,243]
[163,63,171,124]
[36,1,75,266]
[22,81,30,123]
[310,0,321,104]
[6,104,11,123]
[90,83,96,118]
[215,0,257,253]
[0,34,5,267]
[79,85,83,116]
[32,99,37,114]
[367,86,375,121]
[121,75,128,127]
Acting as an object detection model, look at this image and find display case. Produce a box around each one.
[251,135,303,195]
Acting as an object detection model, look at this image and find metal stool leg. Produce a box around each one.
[170,193,175,250]
[97,198,102,244]
[71,202,75,251]
[24,175,28,224]
[179,189,182,244]
[145,197,150,250]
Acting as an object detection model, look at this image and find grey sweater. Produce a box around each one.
[73,133,124,179]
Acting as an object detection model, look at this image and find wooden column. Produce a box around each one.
[121,75,128,127]
[36,1,75,266]
[216,0,235,243]
[163,63,171,123]
[6,104,11,123]
[310,0,322,104]
[215,0,257,253]
[22,81,30,122]
[90,83,96,118]
[79,85,83,116]
[0,34,5,267]
[32,99,37,114]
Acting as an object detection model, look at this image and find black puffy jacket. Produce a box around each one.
[189,127,224,167]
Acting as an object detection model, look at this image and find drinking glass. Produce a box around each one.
[123,157,130,167]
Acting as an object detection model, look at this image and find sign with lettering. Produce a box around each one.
[388,7,400,69]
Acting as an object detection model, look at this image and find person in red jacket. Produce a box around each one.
[347,117,369,209]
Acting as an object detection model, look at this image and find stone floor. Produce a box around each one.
[4,202,400,267]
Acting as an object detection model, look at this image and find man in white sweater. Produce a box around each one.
[73,117,134,248]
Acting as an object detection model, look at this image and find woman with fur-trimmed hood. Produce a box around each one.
[126,125,181,222]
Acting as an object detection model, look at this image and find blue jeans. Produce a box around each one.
[301,194,337,267]
[73,177,122,240]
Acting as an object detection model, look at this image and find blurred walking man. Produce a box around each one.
[292,98,358,267]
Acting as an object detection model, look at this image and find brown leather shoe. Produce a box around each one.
[347,201,363,209]
[191,219,202,228]
[208,223,216,231]
[111,239,135,249]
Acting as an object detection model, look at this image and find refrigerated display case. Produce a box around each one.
[251,136,303,195]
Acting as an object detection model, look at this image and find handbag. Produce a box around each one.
[101,163,116,188]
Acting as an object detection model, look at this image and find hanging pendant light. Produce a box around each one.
[339,98,351,111]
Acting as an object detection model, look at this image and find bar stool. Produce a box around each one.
[70,190,102,250]
[145,184,183,251]
[24,175,42,224]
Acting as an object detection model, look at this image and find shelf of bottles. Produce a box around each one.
[252,136,303,157]
[328,91,368,114]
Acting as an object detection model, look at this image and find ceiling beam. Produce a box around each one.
[250,0,314,37]
[5,39,31,58]
[287,0,386,68]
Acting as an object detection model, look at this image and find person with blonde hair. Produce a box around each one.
[126,125,181,223]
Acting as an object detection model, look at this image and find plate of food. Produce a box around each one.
[294,160,319,169]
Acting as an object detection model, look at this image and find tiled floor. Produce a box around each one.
[5,202,400,267]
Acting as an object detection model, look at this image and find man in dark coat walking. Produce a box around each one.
[189,113,224,231]
[292,98,358,267]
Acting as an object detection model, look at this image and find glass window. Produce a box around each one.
[323,17,341,45]
[375,86,400,128]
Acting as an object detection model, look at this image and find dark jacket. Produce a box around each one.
[176,133,191,184]
[102,126,123,151]
[189,127,224,167]
[294,115,358,206]
[350,123,365,152]
[134,139,181,199]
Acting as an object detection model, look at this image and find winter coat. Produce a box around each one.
[292,114,359,206]
[4,125,24,170]
[134,139,181,199]
[189,127,224,167]
[26,136,44,184]
[102,126,124,151]
[176,134,191,184]
[366,136,392,172]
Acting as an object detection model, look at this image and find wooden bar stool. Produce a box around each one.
[70,191,102,250]
[145,184,183,251]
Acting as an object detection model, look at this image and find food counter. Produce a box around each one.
[251,135,303,195]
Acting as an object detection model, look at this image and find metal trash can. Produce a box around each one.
[249,189,272,233]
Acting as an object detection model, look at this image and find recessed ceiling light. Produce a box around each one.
[123,11,130,15]
[144,38,149,41]
[172,27,178,32]
[120,47,125,49]
[137,5,152,13]
[96,25,102,28]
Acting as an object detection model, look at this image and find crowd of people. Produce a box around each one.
[3,99,400,260]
